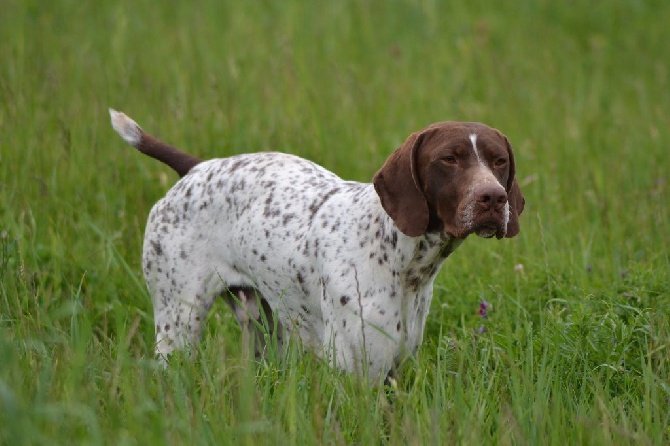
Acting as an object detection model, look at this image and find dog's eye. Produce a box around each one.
[442,156,457,165]
[494,158,507,167]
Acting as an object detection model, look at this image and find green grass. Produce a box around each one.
[1,0,669,444]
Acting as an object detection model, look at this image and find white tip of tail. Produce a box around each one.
[109,108,142,147]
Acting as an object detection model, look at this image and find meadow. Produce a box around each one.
[1,0,668,444]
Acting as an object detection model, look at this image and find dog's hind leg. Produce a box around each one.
[224,287,284,359]
[143,233,225,362]
[149,268,221,363]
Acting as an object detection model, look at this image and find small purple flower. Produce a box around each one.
[476,301,490,334]
[478,301,488,318]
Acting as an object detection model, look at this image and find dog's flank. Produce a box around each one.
[109,108,201,177]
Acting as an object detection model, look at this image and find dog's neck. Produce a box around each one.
[359,185,464,289]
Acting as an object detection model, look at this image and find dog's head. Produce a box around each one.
[373,122,525,239]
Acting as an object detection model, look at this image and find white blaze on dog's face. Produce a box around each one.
[459,133,511,238]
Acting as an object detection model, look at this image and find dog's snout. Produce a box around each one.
[475,184,507,211]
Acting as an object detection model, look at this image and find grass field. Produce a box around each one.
[1,0,669,444]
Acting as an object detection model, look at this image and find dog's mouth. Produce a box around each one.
[462,214,507,239]
[445,220,504,240]
[474,222,500,239]
[443,207,509,240]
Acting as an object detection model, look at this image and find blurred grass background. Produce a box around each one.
[1,0,668,444]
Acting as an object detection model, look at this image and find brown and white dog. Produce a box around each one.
[110,109,524,381]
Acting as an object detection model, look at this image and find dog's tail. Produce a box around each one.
[109,108,201,177]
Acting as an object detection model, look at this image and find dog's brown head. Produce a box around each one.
[373,122,525,239]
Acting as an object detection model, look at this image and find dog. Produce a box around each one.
[109,109,524,381]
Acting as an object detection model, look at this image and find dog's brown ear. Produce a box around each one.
[373,130,431,237]
[505,179,524,238]
[501,135,525,238]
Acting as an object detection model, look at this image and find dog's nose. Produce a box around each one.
[475,184,508,211]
